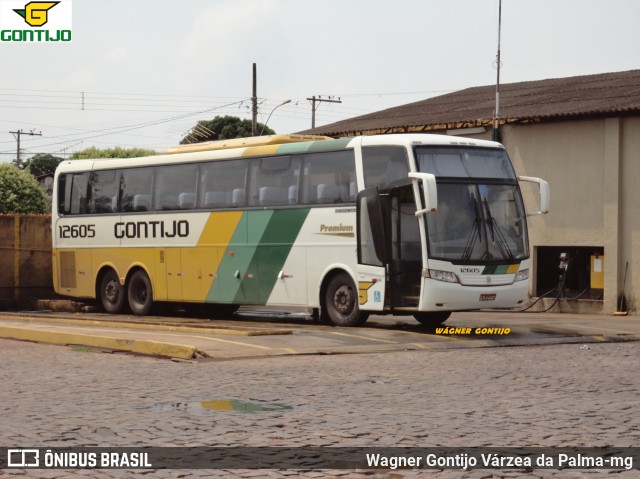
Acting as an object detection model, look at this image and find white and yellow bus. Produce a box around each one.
[51,133,549,326]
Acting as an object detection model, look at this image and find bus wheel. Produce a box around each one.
[323,273,369,327]
[100,270,126,314]
[413,311,451,326]
[128,270,153,316]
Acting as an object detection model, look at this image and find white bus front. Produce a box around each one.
[356,138,548,326]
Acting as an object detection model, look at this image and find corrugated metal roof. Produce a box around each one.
[300,70,640,137]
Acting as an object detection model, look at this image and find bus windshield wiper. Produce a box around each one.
[462,195,483,261]
[483,199,514,261]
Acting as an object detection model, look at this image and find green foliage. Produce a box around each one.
[0,163,48,214]
[69,146,157,160]
[180,115,275,144]
[24,153,63,177]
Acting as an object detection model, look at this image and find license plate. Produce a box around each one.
[479,294,496,301]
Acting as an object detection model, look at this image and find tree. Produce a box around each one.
[69,146,157,160]
[23,153,63,177]
[180,115,275,144]
[0,163,48,214]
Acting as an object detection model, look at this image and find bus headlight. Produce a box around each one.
[425,269,459,283]
[514,269,529,282]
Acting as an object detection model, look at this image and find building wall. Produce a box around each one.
[0,215,53,309]
[488,117,638,314]
[505,120,605,244]
[619,117,640,313]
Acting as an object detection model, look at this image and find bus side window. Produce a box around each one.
[301,150,356,205]
[154,164,198,211]
[67,172,89,215]
[362,146,409,191]
[89,170,118,213]
[249,156,300,207]
[120,167,153,213]
[58,173,69,215]
[199,159,248,209]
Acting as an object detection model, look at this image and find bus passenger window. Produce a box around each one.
[362,146,409,191]
[120,168,153,212]
[68,173,89,215]
[58,174,70,215]
[199,159,248,209]
[89,170,118,213]
[178,193,196,209]
[301,150,356,205]
[249,156,300,207]
[154,164,198,211]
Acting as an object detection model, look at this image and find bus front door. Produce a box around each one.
[385,185,423,312]
[356,188,387,312]
[357,186,424,314]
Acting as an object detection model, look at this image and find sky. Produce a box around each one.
[1,0,639,161]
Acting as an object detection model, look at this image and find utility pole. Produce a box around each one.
[306,95,342,129]
[493,0,502,142]
[10,129,42,168]
[251,63,258,136]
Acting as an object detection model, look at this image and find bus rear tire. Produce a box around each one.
[99,269,126,314]
[413,311,451,326]
[128,270,153,316]
[322,272,369,327]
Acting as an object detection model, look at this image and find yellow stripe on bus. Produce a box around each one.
[197,211,243,247]
[242,145,282,157]
[507,264,520,274]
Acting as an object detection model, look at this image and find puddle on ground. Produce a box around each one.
[152,399,293,414]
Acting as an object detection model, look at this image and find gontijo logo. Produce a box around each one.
[14,1,59,26]
[0,0,72,42]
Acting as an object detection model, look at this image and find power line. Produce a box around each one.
[14,100,244,151]
[9,129,42,167]
[326,89,454,98]
[0,86,249,101]
[306,96,342,129]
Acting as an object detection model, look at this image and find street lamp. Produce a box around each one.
[260,98,291,136]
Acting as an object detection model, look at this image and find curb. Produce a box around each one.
[0,325,198,360]
[0,312,292,337]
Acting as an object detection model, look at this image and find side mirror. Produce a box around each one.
[408,172,438,216]
[518,176,550,216]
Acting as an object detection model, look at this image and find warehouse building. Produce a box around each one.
[302,70,640,315]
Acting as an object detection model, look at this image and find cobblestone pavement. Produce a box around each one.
[1,338,639,479]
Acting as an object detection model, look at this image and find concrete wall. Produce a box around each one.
[0,215,53,309]
[619,117,640,313]
[491,117,638,314]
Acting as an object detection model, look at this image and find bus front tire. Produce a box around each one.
[100,270,126,314]
[128,270,153,316]
[323,273,369,327]
[413,311,451,327]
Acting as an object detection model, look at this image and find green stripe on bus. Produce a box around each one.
[274,142,315,154]
[234,208,310,304]
[482,265,497,275]
[482,264,518,275]
[274,137,353,155]
[207,209,310,305]
[307,137,353,152]
[206,212,254,304]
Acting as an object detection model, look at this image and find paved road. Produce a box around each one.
[1,326,639,478]
[2,309,640,359]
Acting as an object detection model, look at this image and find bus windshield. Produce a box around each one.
[415,146,528,263]
[415,145,516,179]
[424,183,528,262]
